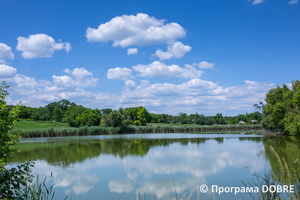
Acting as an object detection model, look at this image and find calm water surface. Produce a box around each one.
[9,133,299,200]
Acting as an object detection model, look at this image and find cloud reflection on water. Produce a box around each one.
[16,137,265,198]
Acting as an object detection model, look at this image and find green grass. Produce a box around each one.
[147,123,259,127]
[148,123,204,127]
[13,120,70,130]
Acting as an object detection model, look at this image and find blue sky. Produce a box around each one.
[0,0,299,115]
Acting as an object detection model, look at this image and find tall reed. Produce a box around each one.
[17,175,70,200]
[10,124,263,138]
[237,146,300,200]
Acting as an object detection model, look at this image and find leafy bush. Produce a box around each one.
[0,81,34,199]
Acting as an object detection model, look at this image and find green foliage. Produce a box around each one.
[0,82,19,163]
[109,110,123,127]
[1,161,35,199]
[100,113,112,127]
[262,80,300,135]
[126,106,151,125]
[101,108,128,127]
[136,107,148,125]
[0,81,34,199]
[213,113,226,124]
[75,108,101,127]
[53,107,63,122]
[63,105,101,127]
[179,113,187,124]
[227,112,262,125]
[63,105,87,127]
[150,113,161,123]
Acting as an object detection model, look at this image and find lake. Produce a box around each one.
[8,133,300,200]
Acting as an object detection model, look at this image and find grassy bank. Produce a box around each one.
[13,120,70,129]
[10,124,263,138]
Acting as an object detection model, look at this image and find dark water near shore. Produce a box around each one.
[8,133,300,200]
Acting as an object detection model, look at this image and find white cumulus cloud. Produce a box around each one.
[196,61,215,69]
[154,42,191,60]
[179,65,204,79]
[153,50,173,60]
[107,67,133,80]
[125,80,136,90]
[1,67,118,108]
[127,48,138,55]
[133,61,202,79]
[0,43,14,63]
[168,42,191,58]
[52,75,78,89]
[51,68,98,90]
[86,13,186,47]
[0,64,17,78]
[64,68,95,82]
[0,73,45,95]
[120,78,275,115]
[16,34,71,58]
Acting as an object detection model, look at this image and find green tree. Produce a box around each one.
[62,105,102,127]
[18,105,31,119]
[136,107,148,125]
[100,114,112,127]
[101,108,128,127]
[53,107,63,122]
[262,84,294,132]
[205,116,214,125]
[63,105,88,127]
[195,114,205,125]
[36,106,50,121]
[214,113,225,124]
[110,110,123,127]
[0,81,34,199]
[150,113,161,123]
[179,113,187,124]
[262,80,300,135]
[76,108,102,127]
[126,106,151,125]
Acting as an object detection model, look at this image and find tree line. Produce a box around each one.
[9,99,262,128]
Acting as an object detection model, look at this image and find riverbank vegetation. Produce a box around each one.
[9,95,263,138]
[257,79,300,135]
[11,124,263,138]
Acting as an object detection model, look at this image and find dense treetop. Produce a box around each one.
[260,80,300,135]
